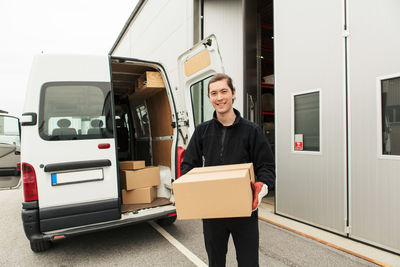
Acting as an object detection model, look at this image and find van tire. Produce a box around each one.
[30,240,51,252]
[157,215,177,226]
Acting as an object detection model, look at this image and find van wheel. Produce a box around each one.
[30,240,51,252]
[157,215,177,226]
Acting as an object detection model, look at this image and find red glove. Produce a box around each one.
[251,181,268,211]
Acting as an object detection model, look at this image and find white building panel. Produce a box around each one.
[203,0,244,114]
[112,0,194,112]
[348,0,400,253]
[274,0,347,234]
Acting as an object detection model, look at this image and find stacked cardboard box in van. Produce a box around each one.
[119,161,160,204]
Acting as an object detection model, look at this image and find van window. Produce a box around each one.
[190,76,214,126]
[39,82,113,140]
[134,104,150,138]
[0,115,20,146]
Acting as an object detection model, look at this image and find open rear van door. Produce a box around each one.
[178,35,224,136]
[0,114,21,189]
[21,54,120,232]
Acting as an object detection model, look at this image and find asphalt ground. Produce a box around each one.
[0,188,378,266]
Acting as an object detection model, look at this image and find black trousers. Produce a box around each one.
[202,211,259,267]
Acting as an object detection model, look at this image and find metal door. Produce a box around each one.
[347,0,400,253]
[274,0,347,234]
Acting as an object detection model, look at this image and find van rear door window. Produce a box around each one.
[190,76,214,126]
[39,82,113,140]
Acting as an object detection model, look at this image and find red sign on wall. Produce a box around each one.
[295,141,303,150]
[294,134,303,151]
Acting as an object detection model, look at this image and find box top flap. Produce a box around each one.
[189,163,254,182]
[174,169,249,184]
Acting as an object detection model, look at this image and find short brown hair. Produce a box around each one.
[207,73,235,94]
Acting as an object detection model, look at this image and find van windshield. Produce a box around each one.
[39,82,113,140]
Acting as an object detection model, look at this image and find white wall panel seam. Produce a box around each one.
[343,0,350,234]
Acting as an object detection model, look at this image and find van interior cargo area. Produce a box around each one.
[111,59,174,213]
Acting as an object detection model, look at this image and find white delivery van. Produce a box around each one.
[21,36,223,252]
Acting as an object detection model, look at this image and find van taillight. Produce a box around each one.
[176,146,185,178]
[22,163,38,202]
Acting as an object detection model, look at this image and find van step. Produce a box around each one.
[121,197,171,213]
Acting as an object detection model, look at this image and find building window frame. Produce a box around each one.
[291,88,322,155]
[377,73,400,159]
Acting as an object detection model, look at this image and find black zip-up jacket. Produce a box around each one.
[181,109,275,190]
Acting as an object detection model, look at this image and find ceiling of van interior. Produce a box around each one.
[111,61,154,95]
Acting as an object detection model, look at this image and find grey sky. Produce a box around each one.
[0,0,138,117]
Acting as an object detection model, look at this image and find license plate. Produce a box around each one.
[51,169,103,186]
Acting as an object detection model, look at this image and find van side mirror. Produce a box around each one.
[21,113,37,126]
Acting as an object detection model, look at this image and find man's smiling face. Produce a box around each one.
[208,79,235,115]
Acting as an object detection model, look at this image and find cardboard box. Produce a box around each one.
[172,164,254,220]
[262,93,274,112]
[119,161,145,170]
[120,166,160,190]
[136,71,165,90]
[122,186,157,204]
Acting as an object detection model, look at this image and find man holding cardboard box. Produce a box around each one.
[180,73,275,267]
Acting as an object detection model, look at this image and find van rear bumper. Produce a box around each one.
[42,206,176,240]
[21,202,176,242]
[39,199,121,232]
[21,201,42,242]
